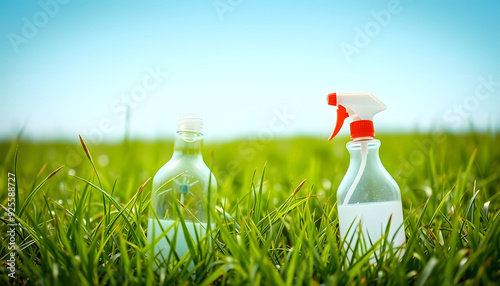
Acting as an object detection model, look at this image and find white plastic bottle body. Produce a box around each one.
[338,201,405,260]
[337,139,405,261]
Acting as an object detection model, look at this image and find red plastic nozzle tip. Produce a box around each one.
[328,105,349,141]
[327,93,337,106]
[350,120,375,139]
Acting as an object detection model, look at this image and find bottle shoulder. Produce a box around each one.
[153,157,215,188]
[338,147,400,204]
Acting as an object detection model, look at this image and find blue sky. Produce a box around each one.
[1,0,499,143]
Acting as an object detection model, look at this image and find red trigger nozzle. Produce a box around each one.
[328,105,349,140]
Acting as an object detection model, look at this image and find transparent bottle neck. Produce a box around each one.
[172,131,203,157]
[346,139,382,165]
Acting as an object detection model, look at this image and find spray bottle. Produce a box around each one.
[147,116,217,269]
[326,92,405,261]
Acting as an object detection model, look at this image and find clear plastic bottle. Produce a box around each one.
[147,116,216,268]
[337,139,405,260]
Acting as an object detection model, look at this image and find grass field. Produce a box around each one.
[1,132,499,285]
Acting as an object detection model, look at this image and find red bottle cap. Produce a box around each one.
[350,120,374,139]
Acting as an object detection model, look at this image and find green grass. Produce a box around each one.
[1,132,499,285]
